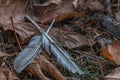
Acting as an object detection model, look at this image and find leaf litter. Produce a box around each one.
[0,0,120,80]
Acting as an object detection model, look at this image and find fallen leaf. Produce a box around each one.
[66,77,81,80]
[100,39,120,65]
[27,60,50,80]
[0,0,27,25]
[0,51,8,57]
[73,0,84,11]
[83,0,104,11]
[104,67,120,80]
[0,68,6,80]
[61,33,89,49]
[3,22,39,44]
[35,0,62,7]
[49,26,90,49]
[33,0,84,24]
[0,63,19,80]
[27,55,66,80]
[115,11,120,22]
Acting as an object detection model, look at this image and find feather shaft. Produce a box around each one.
[25,15,85,75]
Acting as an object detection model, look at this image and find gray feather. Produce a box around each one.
[25,15,84,75]
[42,35,51,55]
[14,36,42,73]
[42,35,84,75]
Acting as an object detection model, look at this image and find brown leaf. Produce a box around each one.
[61,33,89,49]
[27,55,66,80]
[33,0,84,24]
[0,68,6,80]
[0,0,27,25]
[3,22,39,44]
[115,11,120,22]
[0,51,8,57]
[35,0,62,7]
[100,39,120,65]
[73,0,84,11]
[83,0,104,11]
[66,77,81,80]
[104,67,120,80]
[48,25,90,49]
[27,60,50,80]
[0,63,19,80]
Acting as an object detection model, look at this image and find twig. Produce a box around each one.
[9,16,22,51]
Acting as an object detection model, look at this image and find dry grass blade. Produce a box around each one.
[27,55,66,80]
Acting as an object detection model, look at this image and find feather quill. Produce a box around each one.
[25,15,84,75]
[14,36,42,73]
[42,35,84,74]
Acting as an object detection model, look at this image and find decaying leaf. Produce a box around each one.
[100,39,120,65]
[61,33,90,49]
[3,22,39,44]
[115,11,120,22]
[33,0,84,24]
[72,0,84,11]
[48,26,90,49]
[0,0,27,25]
[104,67,120,80]
[0,63,19,80]
[35,0,62,7]
[67,77,81,80]
[27,55,66,80]
[0,51,8,57]
[27,60,50,80]
[83,0,104,11]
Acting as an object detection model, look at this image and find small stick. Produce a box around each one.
[9,16,22,51]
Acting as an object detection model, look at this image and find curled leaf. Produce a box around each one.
[83,0,104,11]
[0,63,19,80]
[33,0,84,24]
[104,67,120,80]
[27,55,66,80]
[100,39,120,65]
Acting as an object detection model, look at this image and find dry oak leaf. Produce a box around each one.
[83,0,104,11]
[33,0,84,24]
[47,26,90,49]
[27,55,66,80]
[0,63,19,80]
[36,0,62,7]
[104,67,120,80]
[0,0,27,25]
[60,33,89,49]
[115,11,120,22]
[100,39,120,65]
[3,22,39,44]
[73,0,84,11]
